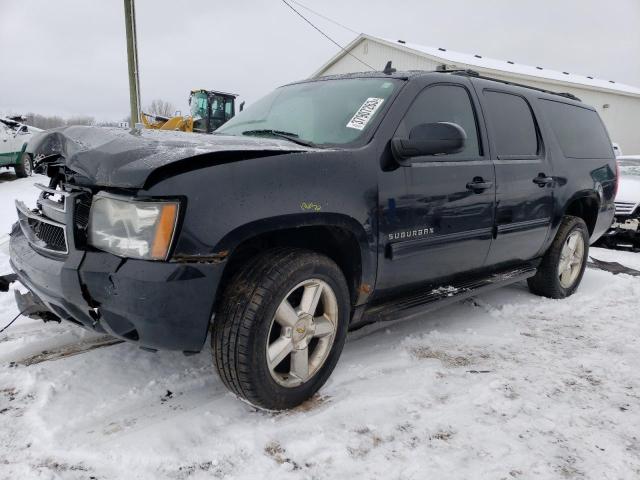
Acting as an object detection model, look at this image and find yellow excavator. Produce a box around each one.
[141,89,240,133]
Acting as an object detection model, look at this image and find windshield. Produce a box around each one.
[217,78,401,146]
[190,92,208,120]
[618,158,640,177]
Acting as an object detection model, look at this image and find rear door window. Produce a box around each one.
[483,91,539,158]
[539,100,614,159]
[396,84,481,158]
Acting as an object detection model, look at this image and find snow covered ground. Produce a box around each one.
[1,174,639,479]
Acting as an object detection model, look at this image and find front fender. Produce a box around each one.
[18,142,28,163]
[213,212,370,253]
[144,150,380,302]
[212,212,375,296]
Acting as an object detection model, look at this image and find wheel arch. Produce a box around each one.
[562,191,600,236]
[13,142,29,165]
[213,213,375,309]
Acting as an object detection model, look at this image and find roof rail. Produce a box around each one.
[444,69,582,102]
[435,65,480,76]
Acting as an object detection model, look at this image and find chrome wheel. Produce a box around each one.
[22,154,32,176]
[558,231,585,289]
[266,279,338,388]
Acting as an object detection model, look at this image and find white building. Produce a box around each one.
[312,34,640,154]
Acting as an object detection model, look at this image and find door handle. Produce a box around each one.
[533,174,554,187]
[466,177,493,193]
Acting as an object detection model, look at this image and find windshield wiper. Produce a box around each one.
[241,129,317,148]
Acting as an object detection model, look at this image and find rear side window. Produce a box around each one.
[396,84,481,158]
[483,91,539,157]
[540,100,614,159]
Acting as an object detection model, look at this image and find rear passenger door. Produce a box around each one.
[474,81,554,266]
[377,79,496,293]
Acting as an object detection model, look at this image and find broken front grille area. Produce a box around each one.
[74,196,92,230]
[31,220,67,251]
[72,195,92,248]
[15,181,92,256]
[16,200,69,254]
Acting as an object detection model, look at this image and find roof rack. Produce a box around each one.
[435,65,480,76]
[441,69,582,102]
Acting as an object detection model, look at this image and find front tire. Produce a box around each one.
[15,152,33,178]
[528,215,589,299]
[212,249,350,410]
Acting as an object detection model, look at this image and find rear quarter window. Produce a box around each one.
[539,99,614,159]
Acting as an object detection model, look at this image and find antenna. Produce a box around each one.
[383,61,396,75]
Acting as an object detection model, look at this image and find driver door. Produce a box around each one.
[377,80,496,294]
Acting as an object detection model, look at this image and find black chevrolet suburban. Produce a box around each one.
[2,70,617,409]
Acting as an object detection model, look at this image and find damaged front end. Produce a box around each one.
[600,202,640,249]
[2,268,57,321]
[6,164,115,334]
[14,288,60,322]
[4,126,297,351]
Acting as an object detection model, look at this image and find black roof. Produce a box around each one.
[297,69,581,102]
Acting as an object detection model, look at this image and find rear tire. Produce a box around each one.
[212,248,350,410]
[15,152,33,178]
[528,215,589,299]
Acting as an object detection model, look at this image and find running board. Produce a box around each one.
[364,265,537,324]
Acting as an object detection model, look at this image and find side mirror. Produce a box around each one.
[391,122,466,165]
[239,101,245,112]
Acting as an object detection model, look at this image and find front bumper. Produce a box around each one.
[9,223,224,352]
[601,216,640,245]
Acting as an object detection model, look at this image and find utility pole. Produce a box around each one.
[123,0,141,127]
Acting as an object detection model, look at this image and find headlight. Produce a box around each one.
[88,193,179,260]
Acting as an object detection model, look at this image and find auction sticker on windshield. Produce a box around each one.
[346,98,385,130]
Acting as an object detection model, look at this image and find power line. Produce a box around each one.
[280,0,376,72]
[288,0,360,35]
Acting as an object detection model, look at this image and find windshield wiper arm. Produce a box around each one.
[241,129,317,148]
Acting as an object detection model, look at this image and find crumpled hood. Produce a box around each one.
[616,175,640,205]
[28,126,321,188]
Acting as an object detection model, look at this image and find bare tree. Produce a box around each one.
[23,113,95,129]
[66,116,95,126]
[24,113,66,129]
[145,99,176,118]
[96,120,121,127]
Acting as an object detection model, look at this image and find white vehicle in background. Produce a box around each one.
[0,116,42,177]
[600,155,640,249]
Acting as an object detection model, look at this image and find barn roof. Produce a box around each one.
[313,34,640,98]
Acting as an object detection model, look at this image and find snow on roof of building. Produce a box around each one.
[315,34,640,98]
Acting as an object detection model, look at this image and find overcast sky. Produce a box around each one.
[1,0,638,122]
